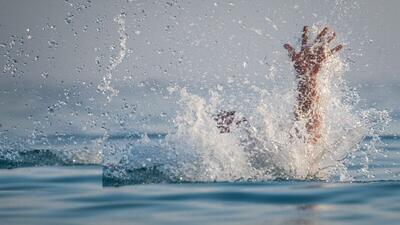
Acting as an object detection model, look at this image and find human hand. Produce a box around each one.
[284,26,343,76]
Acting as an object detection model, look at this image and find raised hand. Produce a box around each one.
[284,26,343,76]
[284,26,343,144]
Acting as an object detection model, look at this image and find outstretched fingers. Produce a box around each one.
[326,32,336,44]
[330,44,343,55]
[284,43,296,59]
[301,26,309,49]
[315,27,329,43]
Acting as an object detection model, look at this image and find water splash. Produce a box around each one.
[165,88,253,181]
[109,29,390,182]
[159,55,389,182]
[97,12,128,102]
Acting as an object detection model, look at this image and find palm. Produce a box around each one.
[284,26,343,76]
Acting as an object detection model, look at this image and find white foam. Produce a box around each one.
[164,52,389,182]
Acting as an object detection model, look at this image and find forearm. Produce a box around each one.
[296,74,319,115]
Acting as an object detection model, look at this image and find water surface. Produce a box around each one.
[1,135,399,225]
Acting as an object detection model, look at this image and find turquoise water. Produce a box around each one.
[0,135,399,225]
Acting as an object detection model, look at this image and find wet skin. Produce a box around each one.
[284,26,342,143]
[215,26,343,144]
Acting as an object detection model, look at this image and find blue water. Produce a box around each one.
[0,135,399,225]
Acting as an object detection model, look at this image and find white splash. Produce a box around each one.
[98,12,128,102]
[105,24,390,183]
[165,89,253,182]
[163,55,389,182]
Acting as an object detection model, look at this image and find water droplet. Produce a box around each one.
[65,13,74,24]
[48,40,58,48]
[47,106,55,113]
[41,72,49,78]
